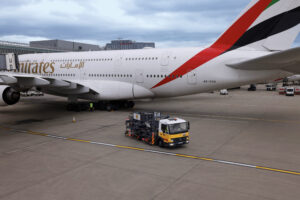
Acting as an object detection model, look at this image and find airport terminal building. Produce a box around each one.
[30,40,103,52]
[0,40,103,55]
[0,39,155,55]
[105,40,155,50]
[0,40,63,55]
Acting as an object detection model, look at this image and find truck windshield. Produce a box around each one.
[168,123,189,134]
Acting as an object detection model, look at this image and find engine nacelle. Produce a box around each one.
[0,86,20,106]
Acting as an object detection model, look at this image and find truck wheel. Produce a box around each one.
[158,140,164,147]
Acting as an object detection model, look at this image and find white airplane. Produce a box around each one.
[286,75,300,82]
[0,0,300,110]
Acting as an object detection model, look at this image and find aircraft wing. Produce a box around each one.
[0,72,153,100]
[227,47,300,73]
[0,72,96,95]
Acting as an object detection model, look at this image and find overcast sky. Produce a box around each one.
[0,0,299,48]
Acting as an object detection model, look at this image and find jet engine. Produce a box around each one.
[0,86,20,106]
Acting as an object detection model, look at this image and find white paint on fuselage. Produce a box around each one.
[18,47,290,100]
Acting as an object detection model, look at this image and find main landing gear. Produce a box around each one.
[66,100,135,112]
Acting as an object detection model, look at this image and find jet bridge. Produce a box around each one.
[0,53,19,71]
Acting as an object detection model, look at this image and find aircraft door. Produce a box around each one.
[80,66,86,80]
[114,52,124,71]
[160,51,171,72]
[135,69,144,83]
[187,70,197,85]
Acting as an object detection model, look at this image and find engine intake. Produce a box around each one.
[0,86,20,106]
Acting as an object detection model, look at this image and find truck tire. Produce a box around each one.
[158,140,164,147]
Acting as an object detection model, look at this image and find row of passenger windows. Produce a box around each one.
[88,74,183,78]
[48,73,76,77]
[51,58,113,62]
[89,74,133,78]
[125,57,158,61]
[19,59,113,63]
[20,57,163,63]
[41,73,76,77]
[147,74,183,78]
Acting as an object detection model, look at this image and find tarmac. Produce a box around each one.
[0,86,300,200]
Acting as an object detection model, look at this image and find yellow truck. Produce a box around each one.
[125,112,190,147]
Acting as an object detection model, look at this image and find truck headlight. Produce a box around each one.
[170,139,174,142]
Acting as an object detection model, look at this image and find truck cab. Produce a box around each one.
[125,112,190,147]
[286,87,295,96]
[266,83,277,91]
[159,118,190,147]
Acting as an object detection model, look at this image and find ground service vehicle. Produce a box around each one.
[286,87,295,96]
[220,89,228,95]
[266,83,277,91]
[125,112,190,147]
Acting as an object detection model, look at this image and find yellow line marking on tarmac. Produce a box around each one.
[199,157,214,161]
[176,154,213,161]
[256,166,300,176]
[67,138,91,143]
[1,125,300,177]
[116,145,145,151]
[27,131,48,137]
[176,154,200,159]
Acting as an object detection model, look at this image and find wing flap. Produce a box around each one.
[43,78,71,87]
[0,75,18,84]
[0,73,93,95]
[227,47,300,73]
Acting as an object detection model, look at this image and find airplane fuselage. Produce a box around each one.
[18,47,290,100]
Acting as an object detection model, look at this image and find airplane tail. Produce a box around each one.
[212,0,300,52]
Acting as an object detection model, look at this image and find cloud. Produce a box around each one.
[123,0,249,15]
[0,0,298,48]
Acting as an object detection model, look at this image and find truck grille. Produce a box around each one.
[173,137,187,143]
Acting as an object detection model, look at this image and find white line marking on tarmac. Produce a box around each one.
[214,160,256,168]
[1,126,300,176]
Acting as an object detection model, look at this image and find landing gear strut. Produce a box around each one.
[95,101,135,111]
[66,100,135,112]
[66,102,89,112]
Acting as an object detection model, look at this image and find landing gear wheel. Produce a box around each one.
[123,101,130,109]
[66,104,73,111]
[128,101,135,108]
[106,104,112,112]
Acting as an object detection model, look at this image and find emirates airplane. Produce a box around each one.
[0,0,300,110]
